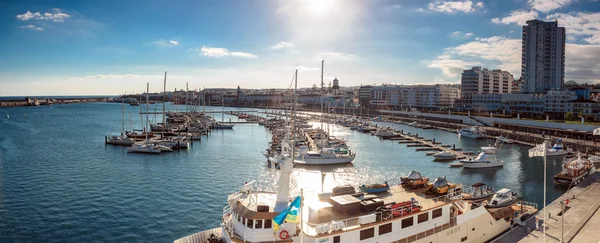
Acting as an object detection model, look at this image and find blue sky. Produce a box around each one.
[1,0,600,95]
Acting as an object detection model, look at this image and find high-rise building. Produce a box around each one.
[521,20,566,93]
[460,67,514,100]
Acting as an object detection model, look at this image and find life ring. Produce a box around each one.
[279,230,290,240]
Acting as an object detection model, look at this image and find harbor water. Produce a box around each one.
[0,103,569,242]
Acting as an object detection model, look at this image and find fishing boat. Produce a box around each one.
[433,151,456,160]
[400,171,429,188]
[457,126,486,139]
[485,188,520,208]
[424,177,459,195]
[461,183,495,202]
[460,152,503,169]
[554,153,594,186]
[360,181,389,193]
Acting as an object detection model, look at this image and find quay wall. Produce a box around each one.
[0,98,110,108]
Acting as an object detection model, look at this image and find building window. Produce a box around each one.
[418,212,429,223]
[402,217,414,228]
[333,236,340,243]
[264,219,272,229]
[360,228,374,240]
[432,208,443,219]
[379,223,392,235]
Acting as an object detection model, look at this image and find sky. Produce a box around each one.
[1,0,600,96]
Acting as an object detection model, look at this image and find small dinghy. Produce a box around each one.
[360,181,390,193]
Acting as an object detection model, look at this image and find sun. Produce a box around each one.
[305,0,336,15]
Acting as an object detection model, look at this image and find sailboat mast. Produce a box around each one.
[121,94,125,136]
[145,82,149,141]
[185,82,189,113]
[320,59,324,131]
[292,69,298,161]
[162,72,167,124]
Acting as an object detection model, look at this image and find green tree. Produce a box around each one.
[565,112,573,120]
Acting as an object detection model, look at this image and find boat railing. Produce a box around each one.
[515,200,538,210]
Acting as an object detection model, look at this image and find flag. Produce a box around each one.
[528,144,546,157]
[273,196,301,233]
[594,128,600,136]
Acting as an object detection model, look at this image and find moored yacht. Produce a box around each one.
[546,138,569,156]
[554,153,594,185]
[460,152,503,169]
[433,151,456,160]
[457,126,486,139]
[295,148,355,165]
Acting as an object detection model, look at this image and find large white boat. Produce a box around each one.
[457,126,486,139]
[554,153,594,186]
[174,159,537,243]
[127,143,161,154]
[295,148,355,165]
[460,152,503,169]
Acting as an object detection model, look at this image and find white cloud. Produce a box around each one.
[427,36,522,77]
[546,12,600,44]
[491,10,539,25]
[427,1,484,13]
[16,9,71,22]
[318,51,359,61]
[390,4,402,9]
[449,31,474,39]
[19,24,43,31]
[193,45,257,58]
[150,39,179,47]
[529,0,574,13]
[564,44,600,82]
[271,41,295,50]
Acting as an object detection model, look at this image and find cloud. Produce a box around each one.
[150,39,179,47]
[16,9,71,22]
[427,36,522,77]
[491,10,539,25]
[19,24,43,31]
[271,41,295,50]
[546,12,600,44]
[69,74,143,81]
[564,44,600,82]
[449,31,474,39]
[427,1,484,13]
[528,0,574,13]
[193,45,257,58]
[390,4,402,9]
[427,57,479,77]
[318,51,359,60]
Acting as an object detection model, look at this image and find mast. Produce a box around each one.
[145,82,150,141]
[121,93,125,136]
[185,82,189,113]
[320,59,324,131]
[292,69,297,161]
[162,72,167,124]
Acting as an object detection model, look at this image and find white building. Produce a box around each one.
[522,20,566,93]
[460,67,514,100]
[370,84,460,109]
[545,90,577,113]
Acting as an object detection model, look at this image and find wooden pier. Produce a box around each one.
[392,130,472,160]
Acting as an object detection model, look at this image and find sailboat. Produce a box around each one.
[106,94,136,146]
[128,83,163,154]
[213,95,235,129]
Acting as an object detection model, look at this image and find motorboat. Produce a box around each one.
[433,151,456,160]
[424,177,458,195]
[105,134,136,146]
[360,181,389,193]
[400,171,430,188]
[213,123,235,129]
[461,182,495,202]
[357,126,377,133]
[497,136,515,144]
[546,138,568,156]
[330,185,356,197]
[457,126,486,139]
[295,148,355,165]
[485,188,520,208]
[480,146,498,154]
[408,122,418,127]
[460,152,503,168]
[127,143,161,154]
[554,153,594,186]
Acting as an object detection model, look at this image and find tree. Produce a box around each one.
[565,112,573,120]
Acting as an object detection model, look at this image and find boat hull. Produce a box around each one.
[457,130,484,139]
[461,161,503,168]
[294,157,353,165]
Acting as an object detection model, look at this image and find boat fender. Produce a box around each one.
[279,230,290,240]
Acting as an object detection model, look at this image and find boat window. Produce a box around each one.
[401,217,413,228]
[333,236,340,243]
[461,236,468,242]
[246,219,254,228]
[264,219,272,229]
[432,208,442,219]
[237,214,241,222]
[418,212,429,223]
[379,223,392,235]
[254,219,263,229]
[359,228,374,240]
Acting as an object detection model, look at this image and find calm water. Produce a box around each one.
[0,103,568,242]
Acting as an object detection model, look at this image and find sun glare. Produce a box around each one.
[305,0,336,15]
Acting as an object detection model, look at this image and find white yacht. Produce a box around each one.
[127,143,161,154]
[546,138,568,156]
[460,152,503,168]
[457,126,486,139]
[105,134,136,146]
[295,148,355,165]
[408,122,418,127]
[480,145,498,154]
[174,158,537,243]
[433,151,456,160]
[486,188,520,208]
[214,123,235,129]
[497,136,514,144]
